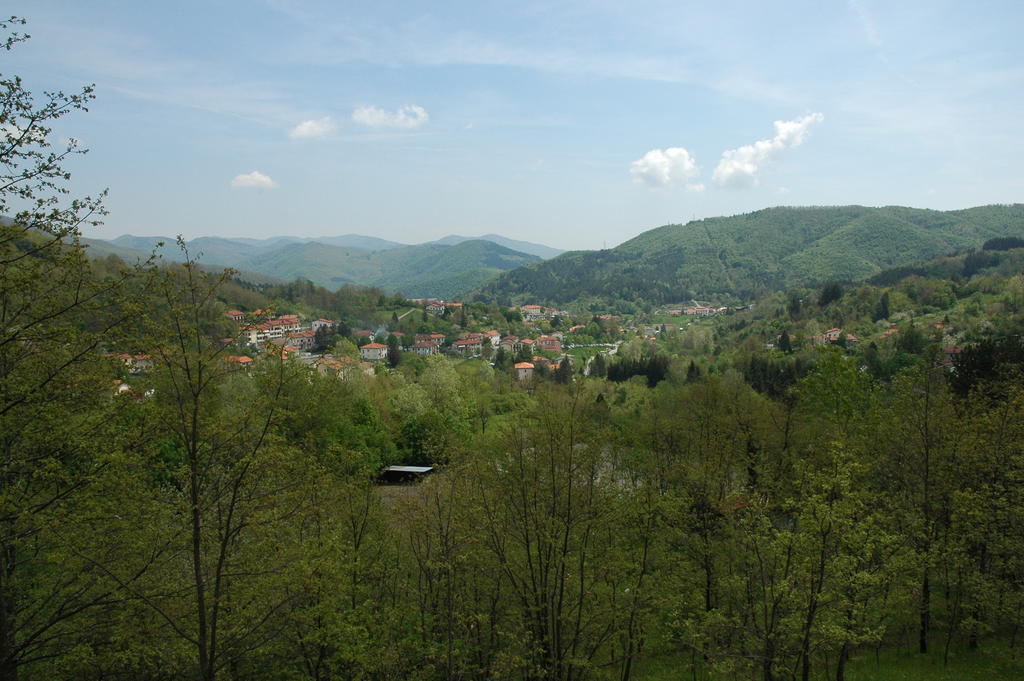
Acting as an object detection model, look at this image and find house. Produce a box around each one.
[354,329,376,339]
[499,336,520,352]
[360,342,388,361]
[224,355,254,367]
[520,304,546,321]
[108,353,153,374]
[241,315,303,346]
[684,307,715,317]
[287,329,317,351]
[939,346,964,368]
[452,338,483,355]
[485,329,501,346]
[426,301,446,314]
[811,328,856,346]
[536,336,562,353]
[514,362,534,380]
[225,309,245,322]
[411,341,440,356]
[311,318,333,331]
[314,356,359,378]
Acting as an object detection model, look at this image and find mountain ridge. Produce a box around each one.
[473,204,1024,305]
[86,235,540,298]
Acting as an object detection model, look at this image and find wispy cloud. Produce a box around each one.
[713,113,824,188]
[231,171,278,189]
[29,19,304,127]
[263,5,793,104]
[289,116,337,139]
[630,147,703,190]
[352,105,429,129]
[848,0,882,48]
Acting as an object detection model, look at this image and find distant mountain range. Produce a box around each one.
[84,233,553,298]
[473,204,1024,304]
[82,205,1024,304]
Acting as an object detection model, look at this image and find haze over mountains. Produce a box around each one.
[85,233,557,299]
[85,205,1024,303]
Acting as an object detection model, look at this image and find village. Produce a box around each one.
[218,300,600,382]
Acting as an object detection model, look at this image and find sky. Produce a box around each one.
[6,0,1023,250]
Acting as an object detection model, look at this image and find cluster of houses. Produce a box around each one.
[106,352,154,374]
[408,299,464,315]
[229,309,335,352]
[519,304,570,322]
[809,327,860,346]
[353,327,567,366]
[665,303,727,317]
[221,304,576,382]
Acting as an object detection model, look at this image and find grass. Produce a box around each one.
[844,641,1024,681]
[631,638,1024,681]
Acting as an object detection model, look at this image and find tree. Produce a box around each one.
[819,281,843,308]
[685,359,701,382]
[469,389,652,680]
[387,333,401,367]
[778,330,792,354]
[553,357,573,384]
[95,253,309,681]
[873,291,890,321]
[0,19,147,680]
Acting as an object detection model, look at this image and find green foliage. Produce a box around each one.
[476,205,1024,305]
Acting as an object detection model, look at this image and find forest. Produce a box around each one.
[4,17,1024,681]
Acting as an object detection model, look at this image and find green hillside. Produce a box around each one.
[239,238,539,297]
[475,204,1024,304]
[93,235,540,297]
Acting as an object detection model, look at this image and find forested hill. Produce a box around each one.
[85,236,541,299]
[474,204,1024,305]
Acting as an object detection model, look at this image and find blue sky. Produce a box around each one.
[7,0,1023,249]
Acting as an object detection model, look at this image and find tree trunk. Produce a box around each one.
[0,541,17,681]
[919,570,930,654]
[835,641,849,681]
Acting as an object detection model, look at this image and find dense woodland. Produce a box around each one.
[4,18,1024,681]
[475,204,1024,307]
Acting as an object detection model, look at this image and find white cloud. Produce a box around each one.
[712,113,824,188]
[288,116,337,139]
[351,105,429,129]
[230,171,278,189]
[630,147,701,189]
